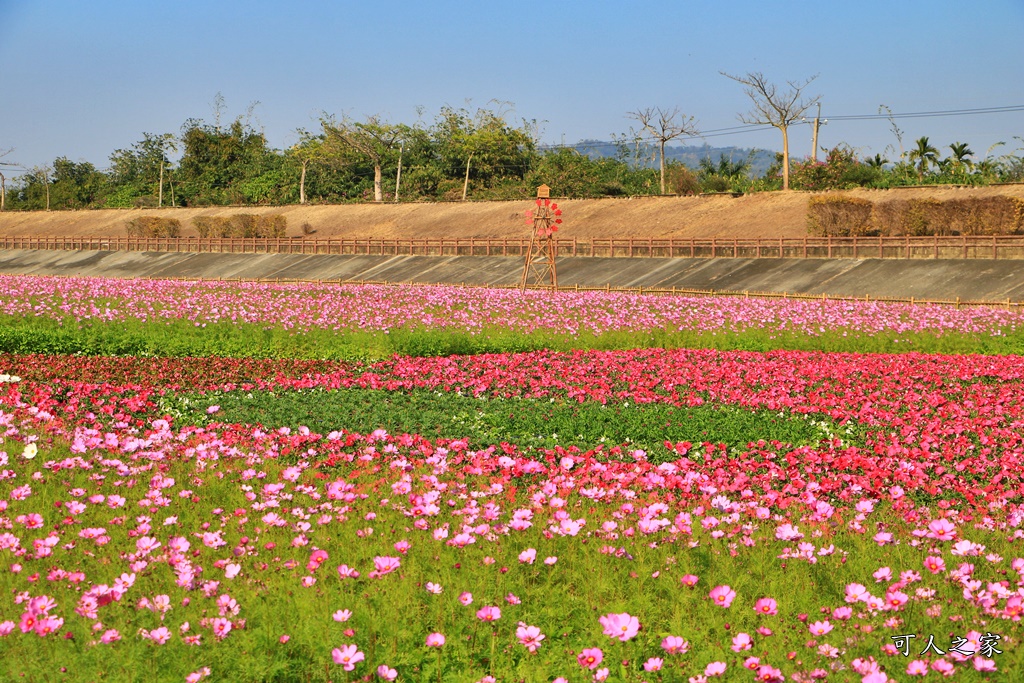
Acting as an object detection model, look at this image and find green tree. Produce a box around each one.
[51,157,109,209]
[908,136,940,182]
[697,153,751,192]
[864,153,889,169]
[322,115,407,202]
[177,116,275,205]
[288,129,326,205]
[108,132,179,207]
[430,104,536,200]
[945,141,974,179]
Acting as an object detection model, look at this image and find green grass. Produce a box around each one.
[3,314,1024,359]
[159,387,866,459]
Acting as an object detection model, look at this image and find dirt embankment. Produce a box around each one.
[1,186,1022,241]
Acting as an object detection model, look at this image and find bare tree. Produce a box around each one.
[627,107,699,194]
[721,72,820,190]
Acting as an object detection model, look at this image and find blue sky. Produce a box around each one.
[1,0,1022,175]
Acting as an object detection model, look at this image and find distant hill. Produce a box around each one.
[568,140,778,178]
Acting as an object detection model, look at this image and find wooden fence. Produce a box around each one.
[3,234,1024,259]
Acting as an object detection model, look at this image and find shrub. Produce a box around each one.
[192,216,226,238]
[256,214,287,238]
[192,214,286,238]
[904,198,945,236]
[944,196,1024,236]
[870,199,911,236]
[806,195,874,236]
[665,164,700,196]
[124,216,181,237]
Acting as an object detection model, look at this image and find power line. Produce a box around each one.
[827,104,1024,122]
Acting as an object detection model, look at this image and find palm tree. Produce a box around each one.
[864,153,889,169]
[908,137,940,182]
[947,142,975,175]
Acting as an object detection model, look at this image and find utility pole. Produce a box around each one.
[810,103,826,162]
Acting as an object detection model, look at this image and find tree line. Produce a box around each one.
[3,79,1023,211]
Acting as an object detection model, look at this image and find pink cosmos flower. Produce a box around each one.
[458,592,473,606]
[643,657,663,672]
[731,632,753,652]
[906,660,928,676]
[332,644,365,671]
[599,612,640,642]
[833,606,853,620]
[515,623,545,652]
[705,661,727,677]
[923,556,946,574]
[680,574,699,587]
[306,549,329,572]
[425,632,445,647]
[709,585,736,608]
[333,609,352,622]
[754,597,778,615]
[518,548,536,564]
[926,519,957,541]
[661,635,689,654]
[377,664,398,681]
[337,564,360,579]
[150,626,172,644]
[845,583,868,603]
[808,620,833,636]
[476,606,501,622]
[578,647,603,669]
[370,556,400,578]
[210,618,232,639]
[885,591,909,610]
[757,665,785,683]
[99,628,121,643]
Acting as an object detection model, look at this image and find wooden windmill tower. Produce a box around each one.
[519,185,563,291]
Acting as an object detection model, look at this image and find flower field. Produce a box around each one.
[3,275,1024,357]
[1,277,1023,682]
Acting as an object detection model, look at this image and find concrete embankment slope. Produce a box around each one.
[2,249,1023,301]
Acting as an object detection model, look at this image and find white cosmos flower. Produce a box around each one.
[22,443,38,459]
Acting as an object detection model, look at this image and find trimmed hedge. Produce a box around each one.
[807,195,874,236]
[808,195,1024,237]
[193,214,287,238]
[124,216,182,237]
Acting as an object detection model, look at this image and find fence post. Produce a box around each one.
[994,236,998,260]
[827,236,832,259]
[712,238,717,258]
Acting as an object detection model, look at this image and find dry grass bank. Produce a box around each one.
[1,186,1021,241]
